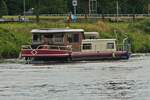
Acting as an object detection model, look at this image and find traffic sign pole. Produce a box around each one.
[72,0,77,15]
[74,6,76,15]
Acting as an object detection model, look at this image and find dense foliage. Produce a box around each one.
[129,19,150,34]
[0,0,8,17]
[0,0,149,16]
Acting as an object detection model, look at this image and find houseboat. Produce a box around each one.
[21,28,130,62]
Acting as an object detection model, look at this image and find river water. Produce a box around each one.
[0,54,150,100]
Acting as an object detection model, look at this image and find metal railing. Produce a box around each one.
[21,45,32,50]
[117,44,131,52]
[40,13,150,18]
[22,45,72,51]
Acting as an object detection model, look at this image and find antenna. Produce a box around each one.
[89,0,97,14]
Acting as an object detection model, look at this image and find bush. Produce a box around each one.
[0,0,8,17]
[129,19,150,34]
[0,27,31,58]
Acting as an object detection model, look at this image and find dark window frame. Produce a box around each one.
[83,43,92,50]
[68,33,80,43]
[33,34,41,42]
[107,43,114,49]
[73,34,79,42]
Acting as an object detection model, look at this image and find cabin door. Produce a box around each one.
[66,33,82,51]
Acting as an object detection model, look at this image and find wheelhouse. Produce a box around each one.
[31,29,84,51]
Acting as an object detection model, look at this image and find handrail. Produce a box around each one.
[21,45,32,50]
[22,45,72,51]
[116,44,131,52]
[122,33,129,51]
[40,13,150,17]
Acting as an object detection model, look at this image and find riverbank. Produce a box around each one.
[0,19,150,58]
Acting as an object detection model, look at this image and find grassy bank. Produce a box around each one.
[0,19,150,58]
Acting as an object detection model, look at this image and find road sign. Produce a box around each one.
[72,0,77,6]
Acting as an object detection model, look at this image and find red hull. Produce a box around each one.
[21,49,129,61]
[21,49,71,57]
[71,51,129,60]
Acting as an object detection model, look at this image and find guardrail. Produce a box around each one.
[22,45,72,51]
[117,44,131,52]
[40,14,150,18]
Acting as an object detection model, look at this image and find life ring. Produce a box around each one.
[31,49,37,55]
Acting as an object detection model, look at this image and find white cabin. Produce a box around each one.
[81,39,116,52]
[84,32,99,39]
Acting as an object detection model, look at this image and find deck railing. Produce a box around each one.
[21,45,32,50]
[117,44,131,52]
[40,13,150,18]
[22,45,72,51]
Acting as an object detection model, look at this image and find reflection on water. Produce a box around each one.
[0,55,150,100]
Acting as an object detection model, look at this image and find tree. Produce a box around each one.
[0,0,8,17]
[2,0,150,15]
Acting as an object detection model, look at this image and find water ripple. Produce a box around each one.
[0,55,150,100]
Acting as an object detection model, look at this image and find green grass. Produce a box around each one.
[0,19,150,58]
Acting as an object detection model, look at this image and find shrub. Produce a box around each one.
[129,19,150,34]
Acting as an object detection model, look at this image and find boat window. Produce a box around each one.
[42,35,53,44]
[107,43,114,49]
[73,34,79,42]
[43,35,49,45]
[85,35,96,39]
[83,43,92,50]
[33,34,41,42]
[55,33,63,38]
[53,33,64,43]
[68,34,72,43]
[68,33,79,43]
[89,36,95,39]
